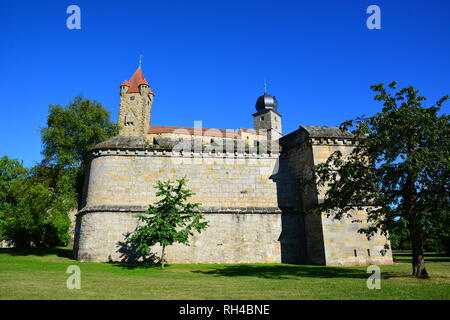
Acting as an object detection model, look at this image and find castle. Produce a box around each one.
[73,66,393,266]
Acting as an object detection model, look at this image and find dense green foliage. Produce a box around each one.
[0,156,27,243]
[0,156,71,248]
[0,156,27,219]
[41,95,116,168]
[128,178,209,268]
[1,95,116,248]
[40,95,116,209]
[310,82,449,278]
[390,217,450,255]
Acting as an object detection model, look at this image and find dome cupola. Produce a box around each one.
[255,93,278,112]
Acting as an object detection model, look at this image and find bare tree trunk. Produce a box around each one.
[410,219,429,278]
[160,245,165,269]
[404,172,429,279]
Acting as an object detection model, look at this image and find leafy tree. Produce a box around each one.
[1,96,115,248]
[391,213,450,254]
[40,95,116,208]
[389,218,411,250]
[128,178,209,269]
[0,156,28,241]
[0,156,71,247]
[41,95,116,168]
[2,180,71,248]
[426,209,450,255]
[310,82,449,278]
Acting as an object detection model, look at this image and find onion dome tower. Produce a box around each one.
[253,84,282,142]
[255,93,279,112]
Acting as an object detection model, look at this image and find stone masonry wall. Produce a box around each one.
[74,151,307,263]
[279,127,393,266]
[118,91,152,136]
[75,210,287,263]
[83,153,280,209]
[281,142,326,265]
[75,126,394,266]
[321,211,393,266]
[311,143,393,266]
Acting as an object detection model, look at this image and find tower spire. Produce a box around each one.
[138,54,143,69]
[264,78,267,94]
[118,65,154,136]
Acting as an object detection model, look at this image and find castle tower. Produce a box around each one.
[118,67,154,136]
[253,92,282,141]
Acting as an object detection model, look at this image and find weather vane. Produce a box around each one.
[264,78,267,94]
[138,54,143,69]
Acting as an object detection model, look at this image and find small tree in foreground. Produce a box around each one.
[128,178,209,269]
[310,82,449,278]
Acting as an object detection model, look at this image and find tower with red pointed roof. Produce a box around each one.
[118,66,154,136]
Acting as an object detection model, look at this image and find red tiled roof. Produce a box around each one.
[121,68,154,95]
[148,126,247,139]
[138,79,149,86]
[239,128,264,135]
[148,126,266,138]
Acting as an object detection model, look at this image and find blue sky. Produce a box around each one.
[1,0,449,167]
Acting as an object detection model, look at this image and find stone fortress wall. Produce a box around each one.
[74,128,393,265]
[73,66,393,266]
[74,138,303,263]
[280,126,393,266]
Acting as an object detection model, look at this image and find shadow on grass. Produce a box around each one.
[191,264,403,280]
[0,247,74,259]
[393,253,450,263]
[111,262,170,270]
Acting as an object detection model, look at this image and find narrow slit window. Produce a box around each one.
[354,249,357,257]
[367,249,371,256]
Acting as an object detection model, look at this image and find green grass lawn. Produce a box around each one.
[0,247,449,300]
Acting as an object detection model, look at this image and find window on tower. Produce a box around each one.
[125,113,135,126]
